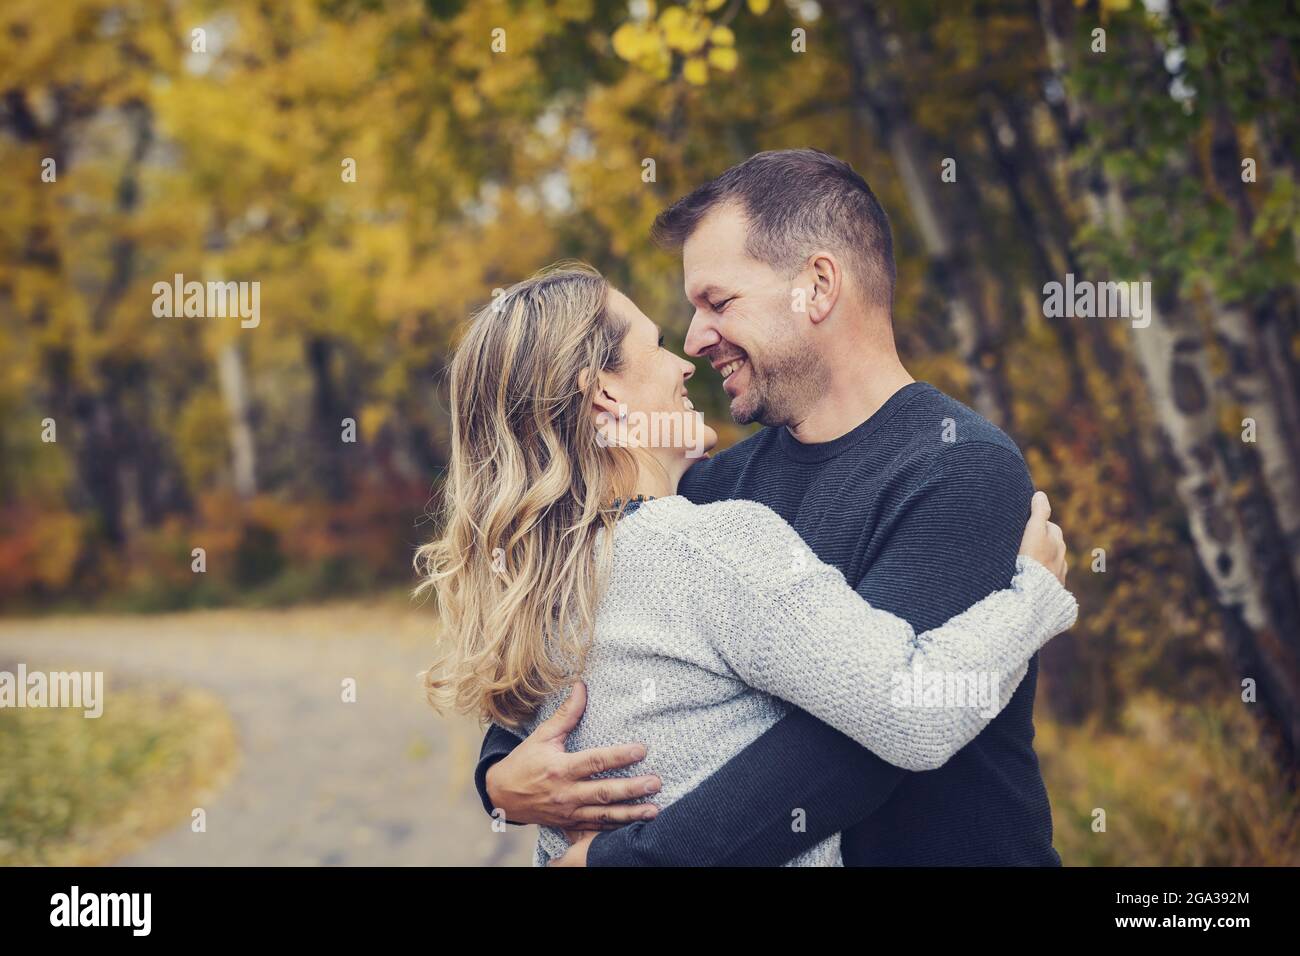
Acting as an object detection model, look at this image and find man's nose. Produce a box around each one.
[683,311,720,358]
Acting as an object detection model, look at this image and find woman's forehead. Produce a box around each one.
[608,288,655,336]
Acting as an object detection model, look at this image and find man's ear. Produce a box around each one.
[806,252,842,325]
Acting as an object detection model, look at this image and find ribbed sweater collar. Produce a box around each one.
[776,381,933,464]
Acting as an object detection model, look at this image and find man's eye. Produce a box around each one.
[712,298,734,312]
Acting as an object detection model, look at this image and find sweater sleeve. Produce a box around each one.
[473,723,524,820]
[702,504,1076,770]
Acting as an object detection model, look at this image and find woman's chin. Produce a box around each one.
[691,416,718,457]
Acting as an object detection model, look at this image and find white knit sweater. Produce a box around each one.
[520,495,1078,866]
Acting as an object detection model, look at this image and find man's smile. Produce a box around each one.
[717,358,745,380]
[715,355,749,397]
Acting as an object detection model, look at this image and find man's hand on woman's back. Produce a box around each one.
[484,680,662,829]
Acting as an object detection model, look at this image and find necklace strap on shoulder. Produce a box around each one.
[610,494,656,519]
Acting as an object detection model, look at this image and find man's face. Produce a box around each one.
[681,202,822,427]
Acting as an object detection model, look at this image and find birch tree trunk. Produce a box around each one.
[218,342,259,499]
[1205,111,1300,588]
[1037,0,1300,755]
[1107,197,1300,756]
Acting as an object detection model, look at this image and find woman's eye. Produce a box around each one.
[657,333,665,348]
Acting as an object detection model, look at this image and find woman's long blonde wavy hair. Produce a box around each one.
[415,264,640,729]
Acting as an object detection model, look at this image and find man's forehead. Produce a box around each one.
[682,258,719,295]
[680,201,757,297]
[683,249,751,300]
[683,275,727,300]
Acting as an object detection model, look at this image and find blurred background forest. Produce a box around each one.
[1,0,1298,865]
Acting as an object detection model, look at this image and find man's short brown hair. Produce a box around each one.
[651,148,896,311]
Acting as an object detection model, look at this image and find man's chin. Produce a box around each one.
[729,395,762,427]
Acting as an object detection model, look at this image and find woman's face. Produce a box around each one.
[598,289,717,466]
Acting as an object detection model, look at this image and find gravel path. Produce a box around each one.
[0,601,535,866]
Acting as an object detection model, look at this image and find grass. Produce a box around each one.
[0,682,239,866]
[1039,694,1300,865]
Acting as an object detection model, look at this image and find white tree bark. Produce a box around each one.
[1212,294,1300,588]
[217,341,258,499]
[1036,0,1299,749]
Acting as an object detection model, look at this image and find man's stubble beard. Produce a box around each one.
[731,342,828,429]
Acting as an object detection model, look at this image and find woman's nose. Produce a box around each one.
[680,356,696,381]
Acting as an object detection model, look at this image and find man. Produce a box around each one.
[473,148,1061,866]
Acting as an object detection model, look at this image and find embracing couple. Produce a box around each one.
[418,148,1078,867]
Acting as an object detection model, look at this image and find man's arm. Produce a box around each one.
[585,441,1034,866]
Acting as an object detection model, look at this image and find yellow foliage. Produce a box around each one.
[708,46,739,72]
[360,403,390,442]
[709,25,736,46]
[612,1,752,84]
[612,21,672,77]
[29,511,84,591]
[661,9,710,55]
[683,57,709,85]
[175,392,231,493]
[612,22,653,60]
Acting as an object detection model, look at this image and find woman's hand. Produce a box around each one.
[548,830,597,867]
[1019,491,1068,584]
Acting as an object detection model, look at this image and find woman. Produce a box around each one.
[416,264,1077,866]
